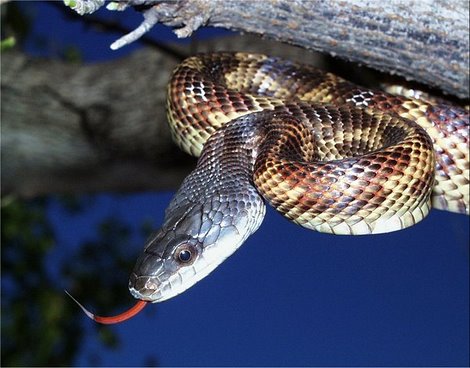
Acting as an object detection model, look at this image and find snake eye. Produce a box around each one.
[178,250,192,262]
[175,244,197,265]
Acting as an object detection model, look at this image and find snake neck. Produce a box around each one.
[129,114,266,302]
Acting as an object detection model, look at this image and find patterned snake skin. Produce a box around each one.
[128,52,469,303]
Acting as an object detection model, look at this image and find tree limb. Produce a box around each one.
[65,0,469,98]
[1,48,191,197]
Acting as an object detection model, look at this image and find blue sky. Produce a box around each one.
[48,194,469,366]
[18,2,470,366]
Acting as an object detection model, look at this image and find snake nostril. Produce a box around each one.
[129,275,145,291]
[138,279,148,290]
[128,273,136,286]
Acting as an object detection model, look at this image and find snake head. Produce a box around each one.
[128,229,203,302]
[128,192,265,303]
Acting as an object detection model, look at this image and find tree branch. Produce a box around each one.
[65,0,469,98]
[1,48,192,197]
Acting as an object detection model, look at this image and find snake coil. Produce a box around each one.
[129,52,469,304]
[71,53,469,322]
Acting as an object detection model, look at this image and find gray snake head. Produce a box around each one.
[128,195,265,302]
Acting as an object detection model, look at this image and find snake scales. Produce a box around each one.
[71,52,469,322]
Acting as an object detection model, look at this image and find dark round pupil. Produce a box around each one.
[178,250,192,262]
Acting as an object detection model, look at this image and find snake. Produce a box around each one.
[69,52,469,324]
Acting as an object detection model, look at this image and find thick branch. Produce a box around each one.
[1,48,191,197]
[69,0,469,98]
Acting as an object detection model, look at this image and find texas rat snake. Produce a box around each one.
[69,52,469,323]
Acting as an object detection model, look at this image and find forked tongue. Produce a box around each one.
[65,290,148,324]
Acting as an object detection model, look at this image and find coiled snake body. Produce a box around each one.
[125,53,468,304]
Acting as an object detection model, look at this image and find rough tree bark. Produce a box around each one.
[2,1,468,197]
[70,0,469,98]
[1,48,187,197]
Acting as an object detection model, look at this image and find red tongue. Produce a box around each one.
[65,290,148,324]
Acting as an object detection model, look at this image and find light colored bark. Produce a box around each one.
[70,0,470,98]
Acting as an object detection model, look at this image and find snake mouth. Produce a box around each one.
[128,251,201,303]
[129,269,202,303]
[128,232,249,302]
